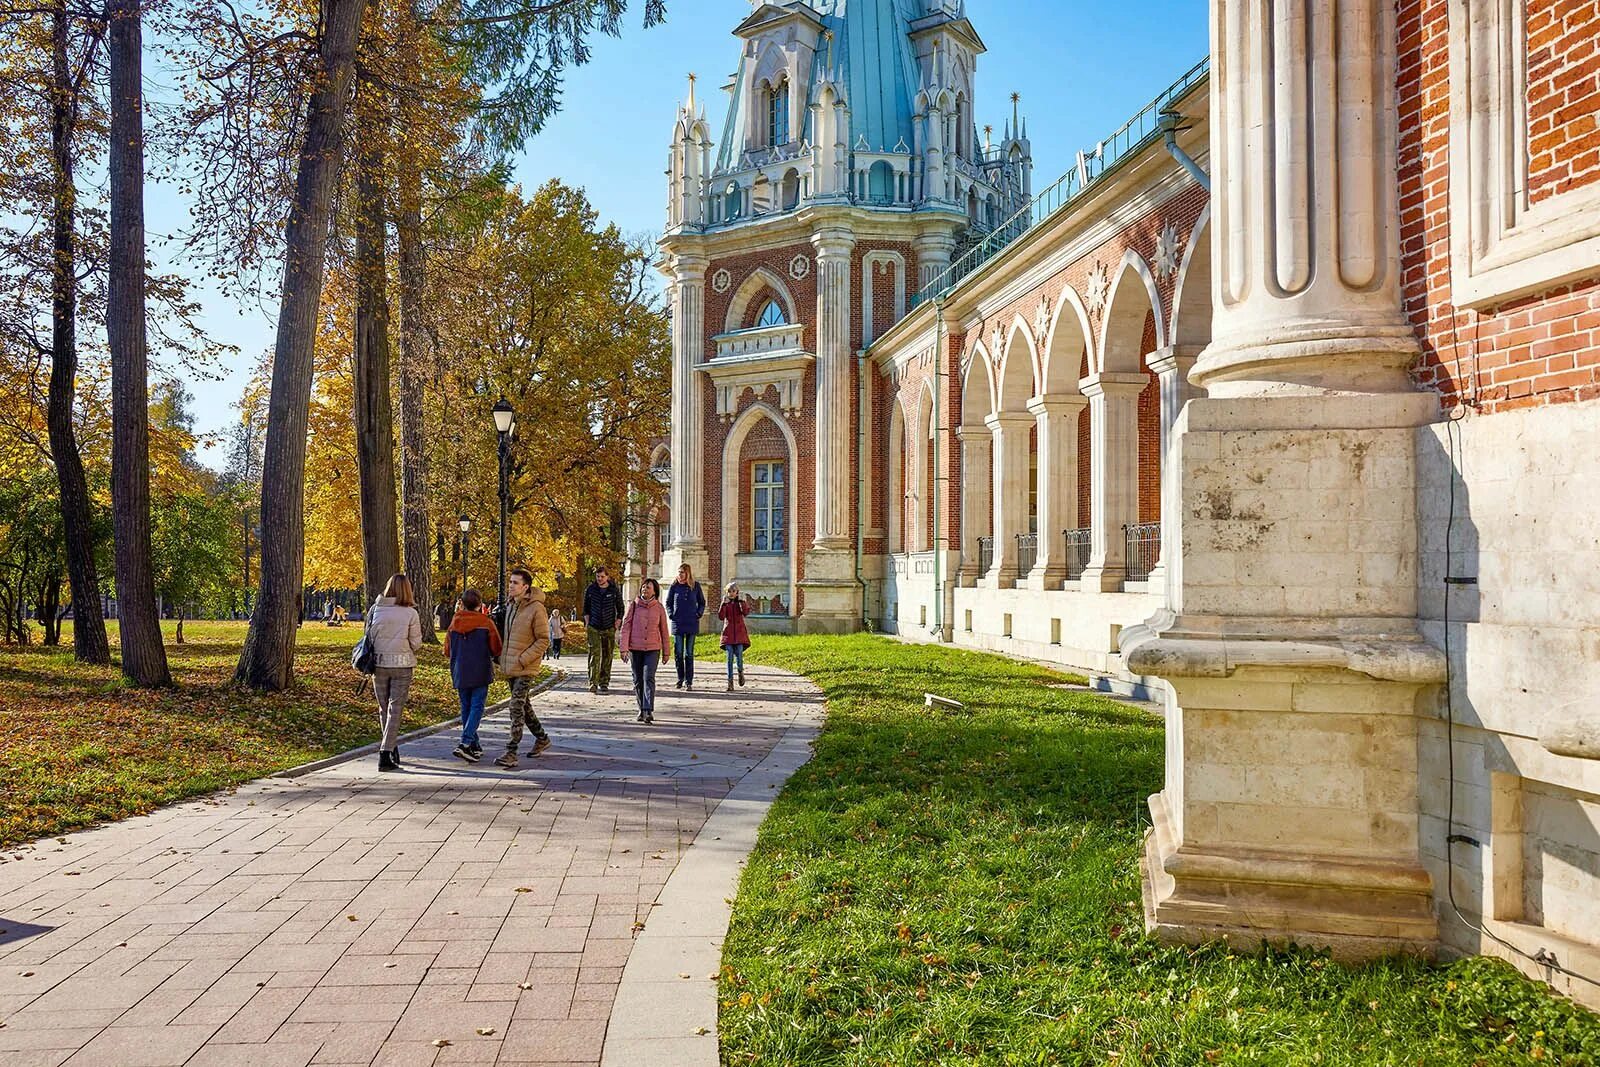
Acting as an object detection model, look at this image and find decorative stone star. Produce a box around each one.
[1085,261,1109,318]
[789,254,811,281]
[711,268,732,294]
[1154,221,1181,279]
[991,324,1004,357]
[1032,294,1052,347]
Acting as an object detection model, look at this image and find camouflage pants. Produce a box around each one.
[504,675,548,752]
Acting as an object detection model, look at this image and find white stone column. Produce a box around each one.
[662,254,710,582]
[798,227,860,633]
[1025,394,1086,589]
[956,426,991,586]
[1124,0,1444,962]
[983,412,1030,588]
[1143,346,1201,593]
[913,230,957,294]
[1078,373,1144,592]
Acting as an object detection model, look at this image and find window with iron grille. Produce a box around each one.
[752,462,787,552]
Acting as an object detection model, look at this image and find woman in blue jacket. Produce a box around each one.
[664,564,706,691]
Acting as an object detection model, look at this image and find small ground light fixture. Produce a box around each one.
[924,693,964,712]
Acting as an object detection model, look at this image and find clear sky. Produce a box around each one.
[173,0,1209,464]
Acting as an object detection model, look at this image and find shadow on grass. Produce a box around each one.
[714,633,1600,1067]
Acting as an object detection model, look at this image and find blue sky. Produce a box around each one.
[174,0,1208,464]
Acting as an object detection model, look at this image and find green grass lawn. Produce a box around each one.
[0,620,460,848]
[715,634,1600,1066]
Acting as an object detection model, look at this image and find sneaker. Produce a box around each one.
[645,713,654,724]
[674,680,683,689]
[636,711,647,723]
[378,750,398,772]
[453,744,480,764]
[527,736,551,758]
[494,752,519,769]
[590,683,598,694]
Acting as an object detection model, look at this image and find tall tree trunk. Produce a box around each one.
[235,0,368,691]
[46,1,110,666]
[106,0,170,687]
[395,165,435,641]
[353,131,400,604]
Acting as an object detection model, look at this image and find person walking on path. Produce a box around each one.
[367,574,423,772]
[495,568,552,769]
[443,588,501,763]
[435,598,453,633]
[665,564,706,690]
[581,565,625,694]
[718,582,751,691]
[548,608,565,660]
[619,577,670,723]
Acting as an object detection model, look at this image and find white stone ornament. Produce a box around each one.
[789,254,811,281]
[1033,294,1052,348]
[990,324,1004,357]
[711,268,732,294]
[1085,262,1109,317]
[1154,221,1181,279]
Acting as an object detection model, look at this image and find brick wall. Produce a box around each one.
[1400,0,1600,412]
[1138,310,1162,523]
[1526,0,1600,205]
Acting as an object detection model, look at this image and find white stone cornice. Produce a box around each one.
[984,411,1033,431]
[1027,394,1088,417]
[1079,372,1147,398]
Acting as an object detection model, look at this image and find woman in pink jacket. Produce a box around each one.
[619,578,671,723]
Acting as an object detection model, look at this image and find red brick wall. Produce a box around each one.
[1400,0,1600,412]
[1526,0,1600,205]
[1138,310,1162,523]
[1076,405,1091,529]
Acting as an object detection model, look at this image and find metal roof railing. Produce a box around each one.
[911,57,1210,309]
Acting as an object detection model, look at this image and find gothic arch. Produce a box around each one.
[997,317,1038,412]
[1170,207,1213,348]
[916,380,938,551]
[1043,286,1093,395]
[1099,250,1166,374]
[725,267,798,333]
[719,401,799,613]
[961,340,996,428]
[887,395,907,553]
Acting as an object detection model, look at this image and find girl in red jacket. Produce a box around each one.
[718,582,752,691]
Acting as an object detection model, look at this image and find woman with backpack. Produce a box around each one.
[718,582,751,691]
[618,578,671,724]
[367,574,424,772]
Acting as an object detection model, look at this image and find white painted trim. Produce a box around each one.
[1042,284,1094,396]
[1169,205,1211,348]
[723,266,800,333]
[1099,248,1166,375]
[861,250,908,347]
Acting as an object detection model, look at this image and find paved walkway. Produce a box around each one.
[0,663,822,1067]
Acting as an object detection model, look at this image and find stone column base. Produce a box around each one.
[658,544,710,589]
[1141,791,1438,961]
[799,545,862,634]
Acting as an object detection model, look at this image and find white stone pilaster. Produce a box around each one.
[666,256,709,584]
[1025,394,1086,589]
[1079,373,1144,592]
[810,229,855,550]
[956,426,991,586]
[1143,346,1201,593]
[1195,0,1418,397]
[1126,0,1443,962]
[983,412,1031,589]
[913,230,957,294]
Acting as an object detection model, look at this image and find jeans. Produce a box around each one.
[629,650,659,716]
[587,627,616,688]
[457,685,488,749]
[551,638,562,660]
[726,644,745,682]
[505,675,548,752]
[673,633,696,684]
[373,666,413,750]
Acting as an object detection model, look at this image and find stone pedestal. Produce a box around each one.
[799,545,861,634]
[1126,395,1445,958]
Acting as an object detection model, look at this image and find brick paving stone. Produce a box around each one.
[0,667,819,1065]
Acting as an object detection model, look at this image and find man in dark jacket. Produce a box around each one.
[581,566,625,694]
[444,588,501,762]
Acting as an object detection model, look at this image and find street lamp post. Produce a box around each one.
[458,515,471,599]
[492,398,515,625]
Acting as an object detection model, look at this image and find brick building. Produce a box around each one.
[654,0,1600,1007]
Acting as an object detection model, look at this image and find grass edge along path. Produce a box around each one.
[714,633,1600,1066]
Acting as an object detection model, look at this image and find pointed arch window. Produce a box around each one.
[767,79,790,148]
[756,299,787,328]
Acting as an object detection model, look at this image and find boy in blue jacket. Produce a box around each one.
[443,589,502,762]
